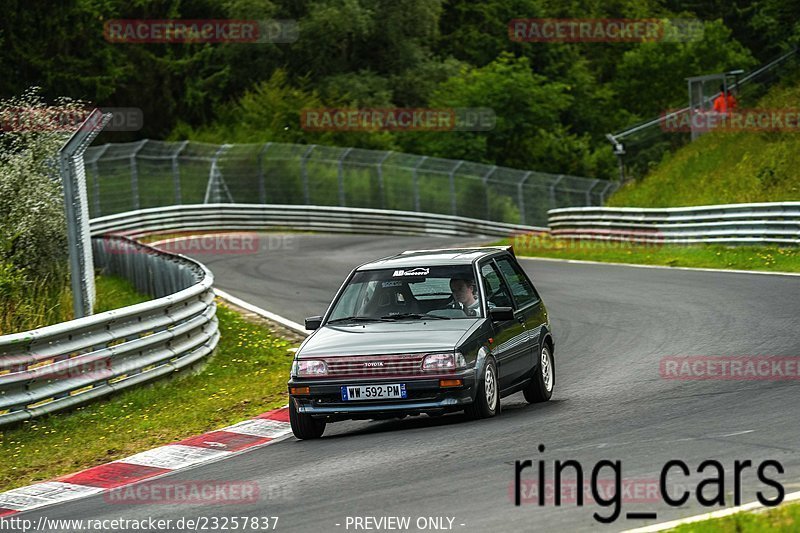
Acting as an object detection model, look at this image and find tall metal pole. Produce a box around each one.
[172,140,189,205]
[59,109,111,318]
[257,142,272,204]
[300,145,315,204]
[448,160,463,215]
[377,151,391,210]
[338,148,353,206]
[412,157,428,212]
[482,165,496,220]
[129,139,148,210]
[517,171,532,225]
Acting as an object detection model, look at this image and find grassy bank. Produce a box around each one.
[0,275,148,336]
[0,276,72,336]
[668,501,800,532]
[0,286,297,492]
[609,74,800,208]
[498,234,800,273]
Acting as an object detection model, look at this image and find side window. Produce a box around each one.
[480,261,513,308]
[495,257,538,307]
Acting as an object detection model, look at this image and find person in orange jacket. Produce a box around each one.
[714,85,736,113]
[727,88,738,111]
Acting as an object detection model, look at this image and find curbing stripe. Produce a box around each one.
[256,408,291,422]
[221,419,292,439]
[623,490,800,532]
[57,463,171,489]
[0,482,104,512]
[0,407,292,516]
[177,430,272,452]
[147,233,257,251]
[113,445,232,470]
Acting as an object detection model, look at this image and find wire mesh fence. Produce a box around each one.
[83,141,616,227]
[609,47,799,181]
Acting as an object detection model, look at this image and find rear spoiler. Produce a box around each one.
[491,244,515,257]
[399,245,515,257]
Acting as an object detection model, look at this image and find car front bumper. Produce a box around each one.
[288,370,476,420]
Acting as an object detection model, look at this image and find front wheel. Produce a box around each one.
[289,398,326,439]
[523,344,554,403]
[465,357,500,419]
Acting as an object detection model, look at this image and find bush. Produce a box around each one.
[0,88,85,333]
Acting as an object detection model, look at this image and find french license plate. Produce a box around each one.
[341,383,407,401]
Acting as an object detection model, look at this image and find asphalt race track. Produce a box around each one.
[26,234,800,532]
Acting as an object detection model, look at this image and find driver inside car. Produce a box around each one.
[449,276,482,316]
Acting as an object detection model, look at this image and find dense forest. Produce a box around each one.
[1,0,798,179]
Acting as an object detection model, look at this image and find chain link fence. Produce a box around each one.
[83,141,616,227]
[609,47,799,181]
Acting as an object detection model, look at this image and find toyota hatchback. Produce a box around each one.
[287,246,555,439]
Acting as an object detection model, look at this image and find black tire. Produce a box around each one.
[523,343,554,403]
[289,398,326,439]
[465,357,500,419]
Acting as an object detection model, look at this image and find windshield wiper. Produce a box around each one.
[380,313,450,320]
[327,316,395,324]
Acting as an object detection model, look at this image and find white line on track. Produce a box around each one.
[214,288,308,336]
[623,490,800,532]
[519,255,800,277]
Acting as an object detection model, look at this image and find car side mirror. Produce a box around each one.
[305,316,322,330]
[489,307,514,321]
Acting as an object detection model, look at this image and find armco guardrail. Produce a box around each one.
[547,202,800,245]
[0,203,537,427]
[0,236,218,426]
[89,204,546,238]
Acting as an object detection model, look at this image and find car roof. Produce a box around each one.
[357,246,513,271]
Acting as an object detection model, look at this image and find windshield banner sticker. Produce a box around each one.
[392,267,430,277]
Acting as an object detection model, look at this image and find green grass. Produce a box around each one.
[666,501,800,532]
[499,233,800,273]
[0,302,297,492]
[94,275,150,312]
[0,273,72,336]
[609,74,800,208]
[0,275,152,336]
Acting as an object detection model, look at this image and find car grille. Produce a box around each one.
[322,353,430,378]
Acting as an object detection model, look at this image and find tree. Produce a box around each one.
[612,20,756,118]
[402,53,598,174]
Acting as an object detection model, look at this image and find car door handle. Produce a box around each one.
[516,314,525,324]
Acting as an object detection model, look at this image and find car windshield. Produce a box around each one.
[327,265,483,322]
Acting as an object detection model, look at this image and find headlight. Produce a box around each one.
[422,352,467,371]
[292,359,328,377]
